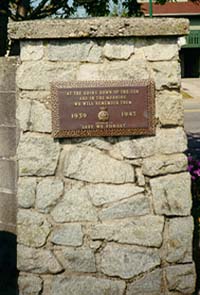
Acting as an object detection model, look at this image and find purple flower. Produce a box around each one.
[188,165,194,172]
[188,156,193,162]
[194,170,200,177]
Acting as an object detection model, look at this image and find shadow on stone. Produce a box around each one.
[0,231,18,295]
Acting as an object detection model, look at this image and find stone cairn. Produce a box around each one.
[8,17,196,294]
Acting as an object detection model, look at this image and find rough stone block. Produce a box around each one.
[135,168,145,186]
[87,43,103,63]
[117,136,157,159]
[144,41,178,61]
[156,90,184,126]
[150,173,192,216]
[164,217,193,263]
[18,245,62,274]
[16,61,78,90]
[48,40,102,63]
[118,128,187,159]
[142,154,187,176]
[165,263,196,294]
[99,243,160,279]
[126,269,163,295]
[40,276,52,295]
[81,137,112,151]
[0,159,16,193]
[18,275,43,295]
[20,41,44,61]
[30,101,52,133]
[103,39,134,60]
[87,183,144,206]
[64,146,134,183]
[90,240,102,250]
[109,145,124,160]
[36,179,63,213]
[151,61,181,90]
[17,95,52,132]
[77,58,149,80]
[51,186,97,222]
[17,98,31,131]
[19,90,51,106]
[0,127,16,157]
[18,177,36,209]
[89,215,164,247]
[51,275,125,295]
[17,133,60,176]
[0,92,16,126]
[0,192,16,225]
[0,57,17,92]
[18,209,51,248]
[55,248,96,272]
[51,224,83,246]
[99,194,150,220]
[156,127,187,154]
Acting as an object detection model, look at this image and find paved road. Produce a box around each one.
[182,78,200,157]
[182,78,200,100]
[184,98,200,133]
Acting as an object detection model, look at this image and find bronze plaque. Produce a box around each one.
[51,80,155,138]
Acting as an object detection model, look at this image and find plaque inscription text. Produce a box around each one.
[51,80,155,138]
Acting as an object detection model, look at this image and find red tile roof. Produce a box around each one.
[142,2,200,15]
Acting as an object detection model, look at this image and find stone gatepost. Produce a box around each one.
[9,18,196,294]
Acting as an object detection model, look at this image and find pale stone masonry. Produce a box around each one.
[0,57,18,294]
[0,57,17,233]
[9,18,196,294]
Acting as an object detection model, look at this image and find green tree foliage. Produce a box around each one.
[0,1,9,55]
[0,0,75,55]
[0,0,199,55]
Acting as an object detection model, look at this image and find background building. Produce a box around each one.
[142,1,200,78]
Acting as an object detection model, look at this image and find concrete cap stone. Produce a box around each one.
[8,17,189,40]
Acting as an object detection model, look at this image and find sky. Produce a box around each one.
[31,0,121,18]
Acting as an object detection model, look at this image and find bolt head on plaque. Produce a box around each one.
[98,107,109,122]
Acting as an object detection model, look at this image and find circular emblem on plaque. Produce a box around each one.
[98,107,109,122]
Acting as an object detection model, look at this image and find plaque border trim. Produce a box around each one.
[51,80,155,138]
